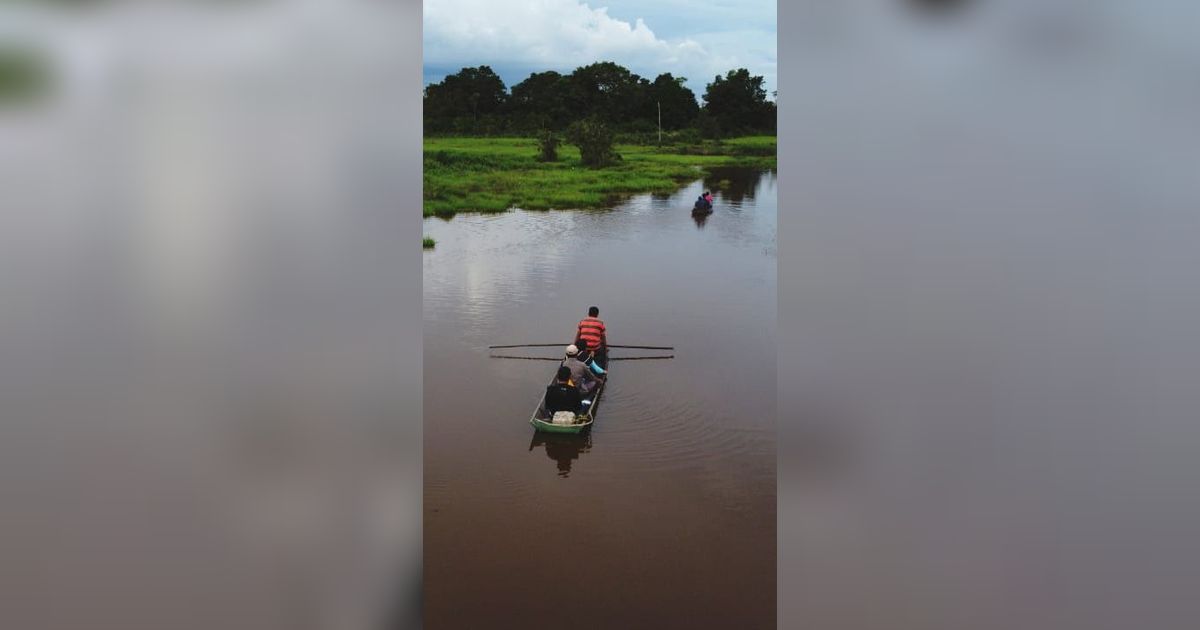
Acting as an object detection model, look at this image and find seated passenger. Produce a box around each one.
[562,344,600,394]
[545,366,583,414]
[574,338,606,376]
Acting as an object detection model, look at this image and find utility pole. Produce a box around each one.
[657,100,662,145]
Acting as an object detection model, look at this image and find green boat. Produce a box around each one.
[529,357,607,434]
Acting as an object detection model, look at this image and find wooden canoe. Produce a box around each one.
[530,358,607,434]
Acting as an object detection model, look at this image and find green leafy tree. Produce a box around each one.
[566,62,647,125]
[696,110,721,139]
[760,99,778,133]
[421,63,777,138]
[535,129,559,162]
[702,68,774,134]
[509,70,571,131]
[648,73,700,131]
[565,117,621,167]
[423,65,508,133]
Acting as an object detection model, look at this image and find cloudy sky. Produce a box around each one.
[423,0,776,101]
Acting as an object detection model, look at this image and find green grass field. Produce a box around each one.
[424,136,776,217]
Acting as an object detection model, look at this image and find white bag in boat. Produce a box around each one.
[551,411,576,425]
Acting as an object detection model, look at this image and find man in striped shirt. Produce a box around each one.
[576,306,607,365]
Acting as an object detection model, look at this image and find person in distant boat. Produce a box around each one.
[545,366,583,414]
[574,338,606,376]
[576,306,608,364]
[562,344,600,395]
[693,191,713,212]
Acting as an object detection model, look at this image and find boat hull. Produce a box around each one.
[530,360,607,433]
[529,416,593,433]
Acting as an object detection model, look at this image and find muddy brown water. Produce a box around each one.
[423,168,777,628]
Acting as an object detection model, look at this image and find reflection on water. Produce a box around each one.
[424,168,776,628]
[528,431,592,478]
[703,166,769,204]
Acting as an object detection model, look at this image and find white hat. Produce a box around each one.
[565,344,579,356]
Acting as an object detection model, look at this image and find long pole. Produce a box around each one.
[490,354,674,361]
[488,343,675,350]
[488,343,566,349]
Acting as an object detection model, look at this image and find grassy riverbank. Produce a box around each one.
[424,136,775,217]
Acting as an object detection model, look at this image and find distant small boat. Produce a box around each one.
[692,199,713,215]
[530,358,607,434]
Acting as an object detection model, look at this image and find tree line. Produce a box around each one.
[424,62,776,138]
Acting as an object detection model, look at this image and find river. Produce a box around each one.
[423,167,777,628]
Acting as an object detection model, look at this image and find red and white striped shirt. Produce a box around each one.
[576,316,606,350]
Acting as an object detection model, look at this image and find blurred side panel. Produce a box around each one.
[0,1,423,629]
[780,1,1200,629]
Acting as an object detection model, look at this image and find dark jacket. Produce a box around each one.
[693,196,712,211]
[545,382,582,414]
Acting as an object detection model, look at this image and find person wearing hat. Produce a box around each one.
[562,344,600,395]
[545,366,583,414]
[573,337,606,376]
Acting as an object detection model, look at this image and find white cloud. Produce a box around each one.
[423,0,775,96]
